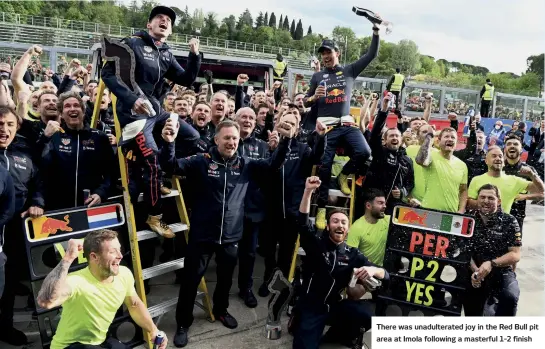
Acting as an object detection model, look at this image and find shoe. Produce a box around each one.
[258,282,270,297]
[173,327,189,348]
[146,214,174,238]
[0,327,28,346]
[160,184,172,195]
[239,289,258,308]
[337,173,351,195]
[315,208,327,230]
[213,310,238,329]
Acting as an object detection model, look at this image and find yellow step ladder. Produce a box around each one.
[91,81,214,348]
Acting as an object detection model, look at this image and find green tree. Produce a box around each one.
[192,8,205,33]
[268,12,276,27]
[202,12,219,37]
[264,12,269,27]
[527,54,544,96]
[419,55,440,77]
[290,19,296,38]
[222,15,236,39]
[254,26,275,45]
[390,40,420,76]
[331,26,359,64]
[278,15,283,29]
[307,26,312,35]
[283,16,289,30]
[255,11,264,27]
[295,19,304,40]
[236,8,252,30]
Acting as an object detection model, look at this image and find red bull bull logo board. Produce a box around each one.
[31,215,73,240]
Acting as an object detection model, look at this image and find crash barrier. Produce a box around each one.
[21,204,144,348]
[378,206,475,316]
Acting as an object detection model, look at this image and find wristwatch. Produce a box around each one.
[490,260,498,268]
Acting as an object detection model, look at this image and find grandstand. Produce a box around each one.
[0,12,312,70]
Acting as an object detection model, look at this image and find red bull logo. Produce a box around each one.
[32,215,73,240]
[327,89,345,97]
[401,210,428,225]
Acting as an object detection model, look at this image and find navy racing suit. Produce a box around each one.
[101,30,200,215]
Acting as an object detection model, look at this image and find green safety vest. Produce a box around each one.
[390,73,404,92]
[274,60,287,80]
[482,84,494,101]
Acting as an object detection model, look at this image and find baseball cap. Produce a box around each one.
[149,6,176,24]
[318,40,339,53]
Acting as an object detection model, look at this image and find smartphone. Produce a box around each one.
[83,189,91,202]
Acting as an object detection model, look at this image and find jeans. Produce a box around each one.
[176,241,238,328]
[292,299,373,349]
[318,126,371,207]
[463,268,519,316]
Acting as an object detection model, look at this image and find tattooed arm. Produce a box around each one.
[37,239,81,309]
[415,126,435,167]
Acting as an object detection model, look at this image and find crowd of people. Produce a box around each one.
[0,4,544,349]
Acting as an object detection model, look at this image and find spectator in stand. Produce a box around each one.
[0,106,44,346]
[467,146,544,215]
[37,232,168,349]
[159,119,294,347]
[0,165,15,298]
[416,125,468,213]
[487,120,507,148]
[41,92,116,211]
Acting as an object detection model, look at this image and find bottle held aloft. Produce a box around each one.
[352,6,393,34]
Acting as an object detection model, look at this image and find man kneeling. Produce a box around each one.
[37,230,167,349]
[292,177,389,349]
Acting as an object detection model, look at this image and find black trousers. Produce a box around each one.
[480,100,491,118]
[0,218,29,328]
[292,299,372,349]
[66,337,130,349]
[391,90,401,110]
[318,126,371,207]
[261,215,299,282]
[122,112,198,216]
[175,240,238,328]
[463,268,519,316]
[237,218,262,291]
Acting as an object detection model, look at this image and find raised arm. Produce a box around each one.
[11,45,42,95]
[415,125,435,167]
[165,51,201,88]
[345,28,379,77]
[37,239,81,309]
[159,119,199,176]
